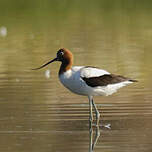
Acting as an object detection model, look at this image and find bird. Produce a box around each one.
[32,48,137,126]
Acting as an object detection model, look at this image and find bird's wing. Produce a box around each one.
[80,66,110,78]
[80,66,133,87]
[71,66,85,72]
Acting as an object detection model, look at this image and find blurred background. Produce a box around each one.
[0,0,152,152]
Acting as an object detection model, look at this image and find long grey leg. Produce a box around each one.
[88,96,93,125]
[92,99,100,126]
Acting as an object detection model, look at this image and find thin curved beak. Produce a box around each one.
[32,57,58,70]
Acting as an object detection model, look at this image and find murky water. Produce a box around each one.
[0,0,152,152]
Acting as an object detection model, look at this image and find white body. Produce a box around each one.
[59,66,133,96]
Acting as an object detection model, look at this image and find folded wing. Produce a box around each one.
[80,67,137,87]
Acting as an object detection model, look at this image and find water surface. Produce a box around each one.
[0,0,152,152]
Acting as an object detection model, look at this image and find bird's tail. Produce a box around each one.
[129,79,138,82]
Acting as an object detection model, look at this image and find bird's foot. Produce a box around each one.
[101,123,111,129]
[91,122,111,129]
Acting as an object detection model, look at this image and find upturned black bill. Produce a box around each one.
[32,57,57,70]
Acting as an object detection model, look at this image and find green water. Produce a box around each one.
[0,1,152,152]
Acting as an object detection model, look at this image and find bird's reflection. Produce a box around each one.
[89,123,100,152]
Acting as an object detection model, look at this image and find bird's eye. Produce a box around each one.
[57,49,64,59]
[60,51,64,55]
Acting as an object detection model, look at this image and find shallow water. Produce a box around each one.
[0,0,152,152]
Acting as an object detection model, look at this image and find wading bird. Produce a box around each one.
[32,48,137,126]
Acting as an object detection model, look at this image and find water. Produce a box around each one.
[0,0,152,152]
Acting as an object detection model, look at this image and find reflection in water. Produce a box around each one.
[0,103,152,152]
[89,122,111,152]
[89,125,100,152]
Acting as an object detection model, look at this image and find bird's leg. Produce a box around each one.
[92,99,100,126]
[89,96,93,125]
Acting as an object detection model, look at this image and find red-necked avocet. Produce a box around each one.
[32,48,137,126]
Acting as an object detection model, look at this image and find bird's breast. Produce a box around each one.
[59,70,89,96]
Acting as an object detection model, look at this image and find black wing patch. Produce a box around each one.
[81,74,137,87]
